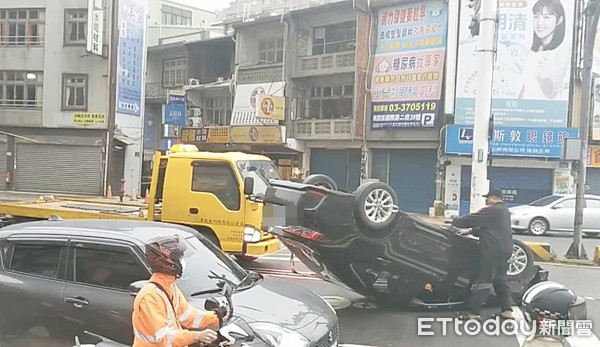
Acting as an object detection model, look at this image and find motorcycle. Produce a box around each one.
[72,280,266,347]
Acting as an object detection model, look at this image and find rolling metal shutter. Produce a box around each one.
[387,149,437,214]
[310,149,361,193]
[15,143,103,195]
[586,168,600,195]
[460,166,553,214]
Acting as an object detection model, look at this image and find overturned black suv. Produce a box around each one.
[261,175,548,309]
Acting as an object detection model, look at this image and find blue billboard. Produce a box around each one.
[116,0,147,116]
[445,125,579,159]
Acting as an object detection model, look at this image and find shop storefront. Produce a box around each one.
[309,148,361,193]
[370,148,438,214]
[444,125,578,216]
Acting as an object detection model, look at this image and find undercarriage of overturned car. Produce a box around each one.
[260,177,549,311]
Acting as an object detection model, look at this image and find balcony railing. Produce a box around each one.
[237,64,283,84]
[294,118,354,140]
[0,99,43,108]
[0,36,45,47]
[294,51,355,77]
[145,83,169,100]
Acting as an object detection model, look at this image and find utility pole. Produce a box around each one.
[469,0,498,213]
[567,1,600,259]
[105,0,119,194]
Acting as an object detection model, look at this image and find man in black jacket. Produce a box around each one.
[452,188,514,320]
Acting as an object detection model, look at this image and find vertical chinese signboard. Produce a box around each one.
[86,0,103,56]
[455,0,576,127]
[165,93,187,126]
[116,0,147,116]
[593,77,600,140]
[371,1,448,129]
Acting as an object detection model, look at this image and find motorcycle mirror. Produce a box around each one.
[128,280,149,297]
[204,297,221,311]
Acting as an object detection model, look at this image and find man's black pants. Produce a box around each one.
[467,256,513,315]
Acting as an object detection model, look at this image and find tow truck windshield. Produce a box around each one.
[236,160,282,196]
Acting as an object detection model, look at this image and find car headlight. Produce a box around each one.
[250,322,309,347]
[244,226,261,243]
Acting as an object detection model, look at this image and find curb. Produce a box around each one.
[523,241,553,262]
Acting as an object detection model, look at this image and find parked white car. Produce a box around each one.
[509,194,600,237]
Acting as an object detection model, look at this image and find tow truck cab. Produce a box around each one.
[148,144,280,257]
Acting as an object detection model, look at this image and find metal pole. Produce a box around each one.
[469,0,498,213]
[105,0,119,195]
[567,2,600,259]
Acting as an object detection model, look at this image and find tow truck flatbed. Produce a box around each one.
[0,196,155,221]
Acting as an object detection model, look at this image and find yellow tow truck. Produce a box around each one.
[0,144,280,259]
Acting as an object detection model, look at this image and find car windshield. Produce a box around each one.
[236,160,282,196]
[175,234,248,295]
[528,195,563,207]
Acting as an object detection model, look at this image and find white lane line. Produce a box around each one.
[512,306,528,347]
[563,333,600,347]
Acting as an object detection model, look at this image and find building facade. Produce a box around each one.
[0,1,109,195]
[217,0,332,22]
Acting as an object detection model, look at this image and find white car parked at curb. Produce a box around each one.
[509,194,600,237]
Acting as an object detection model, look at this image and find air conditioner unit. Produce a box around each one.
[188,78,200,86]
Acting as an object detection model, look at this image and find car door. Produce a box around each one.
[583,198,600,231]
[547,198,576,231]
[0,236,68,342]
[61,238,151,344]
[187,160,246,252]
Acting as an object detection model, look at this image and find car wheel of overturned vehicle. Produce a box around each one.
[528,217,548,236]
[354,181,400,234]
[507,240,534,278]
[302,174,338,191]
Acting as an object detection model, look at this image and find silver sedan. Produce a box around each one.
[509,194,600,237]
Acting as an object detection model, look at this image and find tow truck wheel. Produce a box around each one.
[302,174,338,191]
[354,181,399,231]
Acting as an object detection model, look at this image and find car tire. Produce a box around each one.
[528,218,549,236]
[302,174,338,190]
[354,181,399,231]
[506,239,534,279]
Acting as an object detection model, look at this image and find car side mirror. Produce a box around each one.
[129,280,148,296]
[204,297,220,311]
[244,177,254,196]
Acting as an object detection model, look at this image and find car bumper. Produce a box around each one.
[511,215,531,230]
[242,237,280,256]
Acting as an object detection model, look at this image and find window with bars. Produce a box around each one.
[64,9,87,45]
[258,34,284,64]
[297,84,354,120]
[312,21,356,55]
[0,9,45,46]
[163,57,187,87]
[161,5,192,26]
[203,97,231,126]
[0,71,43,108]
[62,74,88,110]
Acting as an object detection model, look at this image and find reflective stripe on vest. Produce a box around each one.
[134,283,180,346]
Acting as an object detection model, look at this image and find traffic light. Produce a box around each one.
[467,0,481,37]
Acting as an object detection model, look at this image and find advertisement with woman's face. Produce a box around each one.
[454,0,575,128]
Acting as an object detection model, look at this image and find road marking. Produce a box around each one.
[563,333,600,347]
[535,262,600,270]
[512,306,528,347]
[253,256,291,261]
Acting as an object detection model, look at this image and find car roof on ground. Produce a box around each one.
[0,219,197,243]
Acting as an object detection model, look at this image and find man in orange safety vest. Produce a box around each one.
[132,234,220,347]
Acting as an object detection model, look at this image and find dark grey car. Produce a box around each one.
[0,219,338,347]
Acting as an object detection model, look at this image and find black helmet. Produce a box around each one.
[521,281,587,322]
[145,235,193,278]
